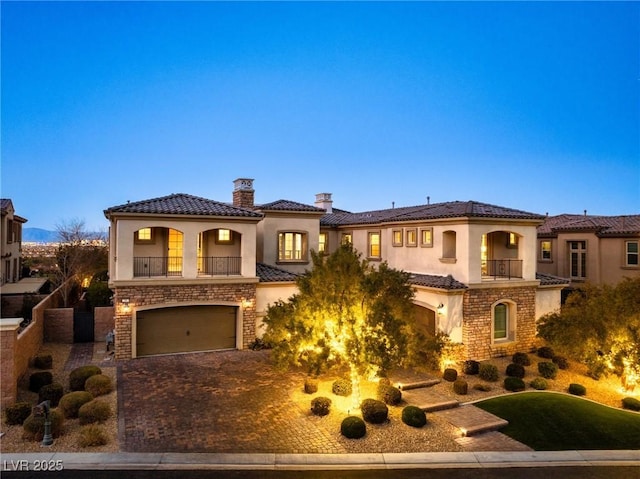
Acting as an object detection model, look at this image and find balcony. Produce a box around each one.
[482,259,523,280]
[198,256,241,276]
[133,257,183,277]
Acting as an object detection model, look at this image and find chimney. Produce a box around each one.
[233,178,255,208]
[315,193,333,214]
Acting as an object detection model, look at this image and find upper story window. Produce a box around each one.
[392,229,403,247]
[540,240,552,260]
[569,241,587,279]
[135,227,154,243]
[278,232,307,262]
[216,229,233,244]
[420,228,433,247]
[626,241,639,267]
[406,228,417,247]
[318,233,328,254]
[6,220,13,244]
[508,232,518,248]
[341,233,352,245]
[368,231,381,259]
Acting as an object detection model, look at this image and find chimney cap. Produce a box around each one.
[234,178,254,191]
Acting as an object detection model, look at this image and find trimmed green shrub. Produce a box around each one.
[511,352,531,366]
[332,378,352,397]
[310,397,331,416]
[29,371,53,393]
[59,391,93,419]
[378,385,402,406]
[530,377,548,390]
[33,354,53,370]
[443,368,458,382]
[453,379,468,395]
[505,363,525,379]
[504,376,526,392]
[304,378,319,394]
[552,355,569,370]
[79,399,112,425]
[537,346,555,359]
[473,383,492,392]
[479,363,499,382]
[568,383,586,396]
[361,398,388,424]
[69,365,102,392]
[38,383,64,408]
[463,360,480,375]
[622,397,640,411]
[5,402,32,426]
[78,425,109,447]
[402,406,427,428]
[22,410,64,441]
[84,374,113,397]
[341,416,366,439]
[538,361,558,379]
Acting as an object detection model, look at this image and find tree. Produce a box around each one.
[263,244,421,406]
[537,277,640,392]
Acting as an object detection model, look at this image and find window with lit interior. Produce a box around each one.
[368,232,381,259]
[278,232,307,261]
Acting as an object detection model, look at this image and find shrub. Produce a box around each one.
[473,383,492,392]
[479,363,499,382]
[304,378,318,394]
[402,406,427,428]
[538,361,558,379]
[552,355,569,370]
[378,385,402,406]
[530,377,548,390]
[505,363,525,379]
[568,383,587,396]
[463,360,480,375]
[504,377,526,392]
[5,402,32,426]
[360,398,389,424]
[29,371,53,393]
[59,391,93,419]
[378,377,391,387]
[33,354,53,370]
[69,365,102,392]
[537,346,555,359]
[453,379,468,395]
[85,374,113,397]
[332,378,352,397]
[310,397,331,416]
[38,383,64,408]
[511,352,531,366]
[341,416,366,439]
[78,425,109,448]
[79,399,112,425]
[622,397,640,412]
[22,410,64,441]
[443,368,458,382]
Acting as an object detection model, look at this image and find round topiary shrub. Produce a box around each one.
[360,398,389,424]
[5,402,32,426]
[511,352,531,366]
[537,346,555,359]
[402,406,427,428]
[443,368,458,382]
[530,377,548,390]
[38,383,64,408]
[453,379,468,395]
[29,371,53,393]
[379,385,402,406]
[479,363,499,382]
[341,416,366,439]
[59,391,93,419]
[84,374,113,397]
[79,399,112,425]
[552,355,569,370]
[538,361,558,379]
[463,360,480,375]
[473,383,492,392]
[504,377,526,392]
[568,383,586,396]
[22,410,64,441]
[310,397,331,416]
[304,378,319,394]
[78,424,109,448]
[33,354,53,370]
[505,363,525,379]
[332,378,352,397]
[622,397,640,411]
[69,365,102,392]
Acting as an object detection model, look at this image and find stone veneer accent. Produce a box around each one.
[114,282,257,360]
[462,285,537,361]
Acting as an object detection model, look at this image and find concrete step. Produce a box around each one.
[389,369,441,391]
[455,430,533,451]
[401,387,460,412]
[434,404,509,437]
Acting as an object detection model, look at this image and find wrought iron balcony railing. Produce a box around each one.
[198,256,241,276]
[482,259,523,279]
[133,257,182,277]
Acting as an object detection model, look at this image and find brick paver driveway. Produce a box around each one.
[118,350,346,453]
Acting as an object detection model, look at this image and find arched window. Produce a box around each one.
[493,301,516,342]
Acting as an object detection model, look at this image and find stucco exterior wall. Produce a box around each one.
[255,282,299,338]
[412,288,465,343]
[535,287,563,320]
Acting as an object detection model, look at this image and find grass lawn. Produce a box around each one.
[475,392,640,451]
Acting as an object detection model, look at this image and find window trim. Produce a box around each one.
[540,240,552,261]
[507,232,518,249]
[420,227,433,248]
[215,228,234,245]
[392,229,403,247]
[135,227,155,244]
[341,232,353,245]
[625,240,639,268]
[492,300,516,344]
[277,231,309,263]
[569,240,587,279]
[406,228,418,247]
[368,230,381,260]
[318,232,328,254]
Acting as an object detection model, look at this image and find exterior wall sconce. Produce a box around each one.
[121,298,130,313]
[436,303,445,316]
[241,298,254,309]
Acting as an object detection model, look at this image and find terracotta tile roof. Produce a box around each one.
[538,214,640,237]
[256,263,299,282]
[0,198,13,214]
[536,272,570,286]
[257,200,326,213]
[408,273,468,290]
[321,201,544,227]
[104,193,263,218]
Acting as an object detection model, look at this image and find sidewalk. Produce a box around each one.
[2,450,639,470]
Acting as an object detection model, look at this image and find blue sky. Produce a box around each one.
[2,1,638,231]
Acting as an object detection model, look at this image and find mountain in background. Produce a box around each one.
[23,228,59,243]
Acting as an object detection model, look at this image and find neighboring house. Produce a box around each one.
[104,178,568,362]
[537,213,640,288]
[0,199,27,285]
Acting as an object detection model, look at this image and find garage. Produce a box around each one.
[136,305,237,357]
[413,304,437,337]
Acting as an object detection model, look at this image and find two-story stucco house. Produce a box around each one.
[1,199,27,285]
[104,178,568,361]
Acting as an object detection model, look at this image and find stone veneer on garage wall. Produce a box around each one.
[114,282,257,360]
[462,285,537,360]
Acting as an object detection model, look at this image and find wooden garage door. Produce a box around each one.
[413,304,436,337]
[136,305,236,357]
